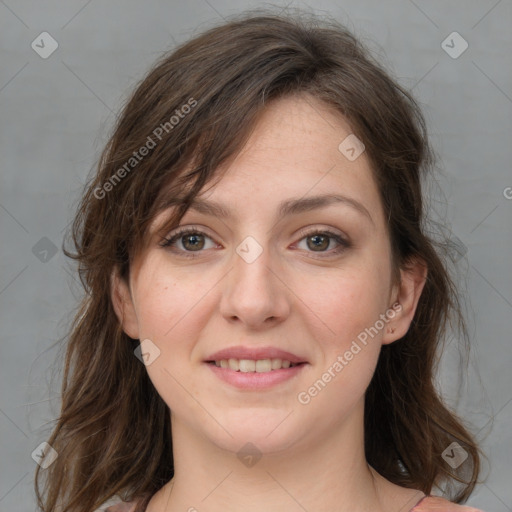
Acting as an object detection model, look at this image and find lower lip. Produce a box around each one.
[205,362,307,389]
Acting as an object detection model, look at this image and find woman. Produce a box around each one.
[35,11,484,512]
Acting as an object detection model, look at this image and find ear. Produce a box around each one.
[110,268,140,339]
[382,257,427,345]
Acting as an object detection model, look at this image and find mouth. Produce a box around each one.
[204,346,309,389]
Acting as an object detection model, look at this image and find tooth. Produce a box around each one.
[255,359,272,372]
[228,358,240,371]
[239,359,256,372]
[271,358,282,370]
[214,358,299,372]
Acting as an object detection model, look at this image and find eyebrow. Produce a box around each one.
[168,193,374,225]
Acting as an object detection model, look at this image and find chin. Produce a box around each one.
[203,407,304,455]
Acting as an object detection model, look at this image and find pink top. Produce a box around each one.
[104,494,486,511]
[410,496,484,511]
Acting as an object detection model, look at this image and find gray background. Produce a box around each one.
[0,1,511,510]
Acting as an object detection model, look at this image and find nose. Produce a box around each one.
[219,240,291,330]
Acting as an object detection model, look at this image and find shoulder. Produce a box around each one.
[411,495,486,512]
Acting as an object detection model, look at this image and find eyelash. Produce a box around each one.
[160,225,351,260]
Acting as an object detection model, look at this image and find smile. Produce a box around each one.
[204,346,309,389]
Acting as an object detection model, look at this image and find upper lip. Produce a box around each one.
[205,346,308,364]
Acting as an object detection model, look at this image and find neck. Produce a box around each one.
[148,401,420,512]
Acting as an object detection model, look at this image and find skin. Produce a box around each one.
[112,94,427,512]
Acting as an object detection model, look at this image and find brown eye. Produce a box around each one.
[306,234,330,251]
[181,233,205,251]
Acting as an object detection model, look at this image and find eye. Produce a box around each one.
[160,226,218,258]
[294,229,350,258]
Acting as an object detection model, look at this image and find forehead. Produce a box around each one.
[197,95,383,219]
[151,94,386,232]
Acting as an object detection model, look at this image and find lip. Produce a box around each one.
[205,346,308,364]
[206,362,306,390]
[204,345,309,390]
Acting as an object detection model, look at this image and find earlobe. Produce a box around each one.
[382,258,427,345]
[110,268,140,339]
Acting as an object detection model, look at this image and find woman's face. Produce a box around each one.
[113,95,422,455]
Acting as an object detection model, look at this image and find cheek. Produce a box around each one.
[133,260,212,342]
[295,270,388,416]
[131,265,216,407]
[297,248,392,343]
[135,283,202,415]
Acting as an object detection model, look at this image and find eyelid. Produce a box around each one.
[294,225,348,242]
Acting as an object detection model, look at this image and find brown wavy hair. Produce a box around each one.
[35,10,481,512]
